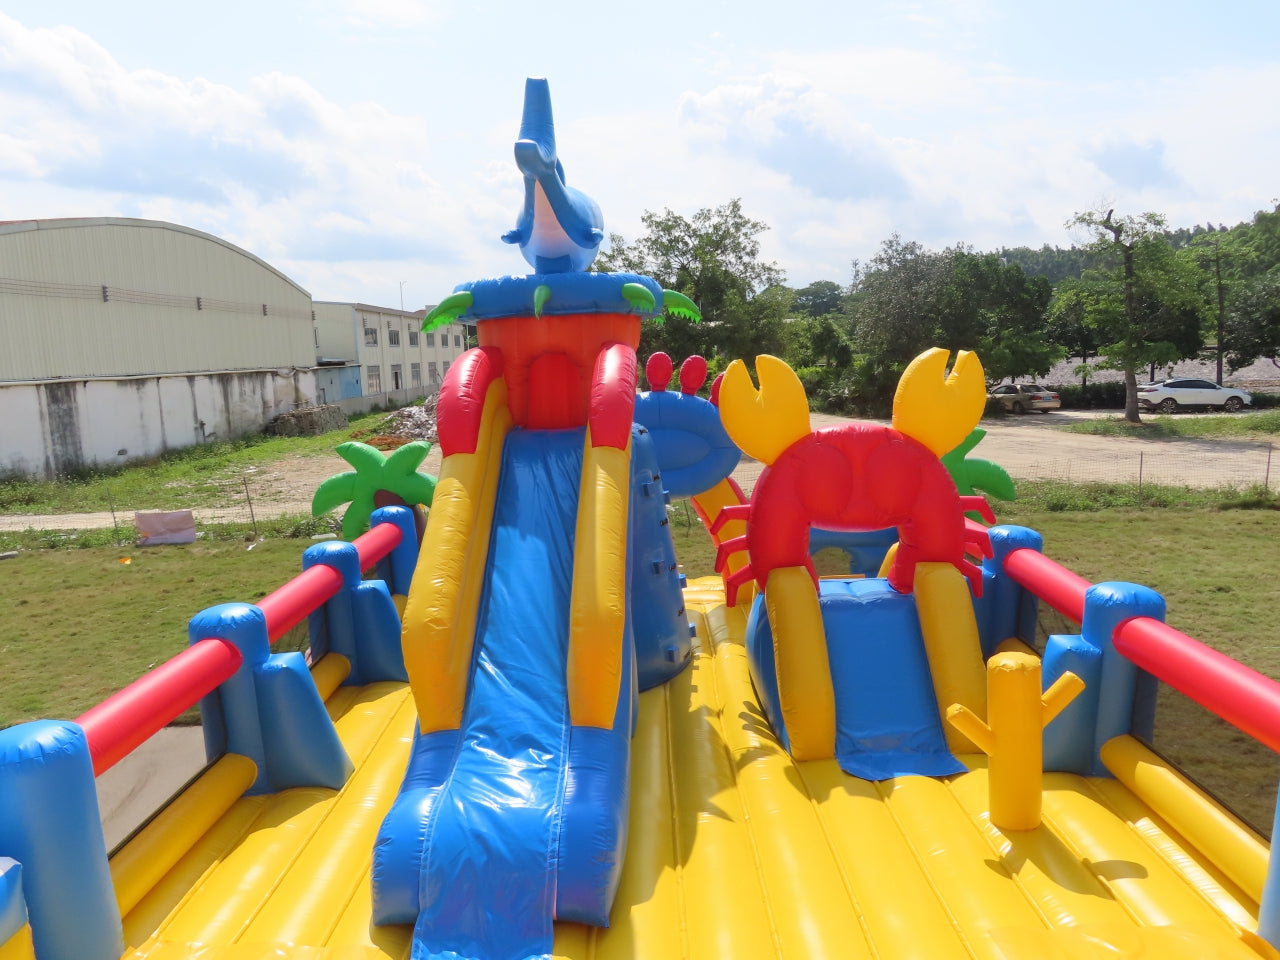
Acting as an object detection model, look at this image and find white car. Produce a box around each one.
[1137,378,1251,413]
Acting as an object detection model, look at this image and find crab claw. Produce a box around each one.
[960,495,997,525]
[960,558,985,597]
[719,355,811,467]
[710,502,750,536]
[891,348,987,458]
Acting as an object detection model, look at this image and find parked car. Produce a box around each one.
[1137,378,1251,413]
[988,383,1061,414]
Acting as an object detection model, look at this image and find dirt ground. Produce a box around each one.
[5,409,1275,535]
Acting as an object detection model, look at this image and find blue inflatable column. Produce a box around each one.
[189,603,353,794]
[0,721,123,960]
[977,525,1043,659]
[1042,632,1103,774]
[628,424,693,689]
[370,505,420,598]
[304,535,408,686]
[1082,582,1165,775]
[1256,797,1280,948]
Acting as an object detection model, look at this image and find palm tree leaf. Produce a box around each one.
[385,440,432,476]
[336,441,387,474]
[311,473,358,516]
[388,471,437,507]
[964,459,1017,501]
[341,500,375,541]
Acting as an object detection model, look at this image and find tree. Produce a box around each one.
[1223,273,1280,374]
[851,236,1055,389]
[933,250,1056,384]
[1063,209,1207,423]
[792,280,847,318]
[597,199,786,364]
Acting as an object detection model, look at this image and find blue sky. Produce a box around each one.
[2,1,1277,308]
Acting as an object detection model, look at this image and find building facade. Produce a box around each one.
[0,217,317,478]
[312,302,467,408]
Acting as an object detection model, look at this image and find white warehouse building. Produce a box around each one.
[0,217,469,480]
[0,217,319,479]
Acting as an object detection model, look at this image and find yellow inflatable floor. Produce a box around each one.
[116,578,1268,960]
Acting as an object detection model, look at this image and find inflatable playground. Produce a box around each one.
[7,78,1280,960]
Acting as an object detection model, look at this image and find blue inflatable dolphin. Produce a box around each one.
[502,77,604,273]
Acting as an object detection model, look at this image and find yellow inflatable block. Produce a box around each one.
[567,436,630,729]
[763,566,835,760]
[402,379,510,732]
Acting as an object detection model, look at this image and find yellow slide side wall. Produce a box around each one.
[568,435,630,729]
[403,380,511,733]
[1101,734,1269,904]
[763,566,835,760]
[913,561,987,754]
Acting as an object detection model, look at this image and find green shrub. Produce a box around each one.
[1048,381,1127,410]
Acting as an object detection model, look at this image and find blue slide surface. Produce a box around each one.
[410,427,583,960]
[821,578,966,780]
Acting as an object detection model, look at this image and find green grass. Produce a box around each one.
[1063,409,1280,441]
[0,539,312,728]
[0,410,397,514]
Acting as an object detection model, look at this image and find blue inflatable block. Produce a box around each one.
[556,680,633,924]
[744,591,789,753]
[1083,582,1166,775]
[0,722,123,960]
[372,727,462,925]
[979,525,1045,658]
[629,424,691,689]
[255,652,354,791]
[349,580,409,683]
[0,858,26,947]
[820,580,966,780]
[1042,633,1103,774]
[370,505,420,596]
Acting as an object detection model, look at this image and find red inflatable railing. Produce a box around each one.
[1003,545,1280,756]
[75,521,404,777]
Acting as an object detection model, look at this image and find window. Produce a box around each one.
[367,365,382,393]
[364,327,378,347]
[313,328,319,348]
[411,363,421,387]
[425,332,435,347]
[409,330,419,347]
[429,361,439,383]
[389,329,401,347]
[392,364,403,390]
[454,334,461,347]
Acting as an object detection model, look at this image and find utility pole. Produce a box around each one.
[399,280,408,312]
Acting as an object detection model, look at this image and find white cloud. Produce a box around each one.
[0,12,508,302]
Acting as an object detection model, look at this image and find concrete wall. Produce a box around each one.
[0,369,316,479]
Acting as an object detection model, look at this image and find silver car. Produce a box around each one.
[988,383,1061,414]
[1137,378,1251,413]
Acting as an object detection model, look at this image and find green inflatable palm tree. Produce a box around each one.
[311,440,437,542]
[941,428,1016,516]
